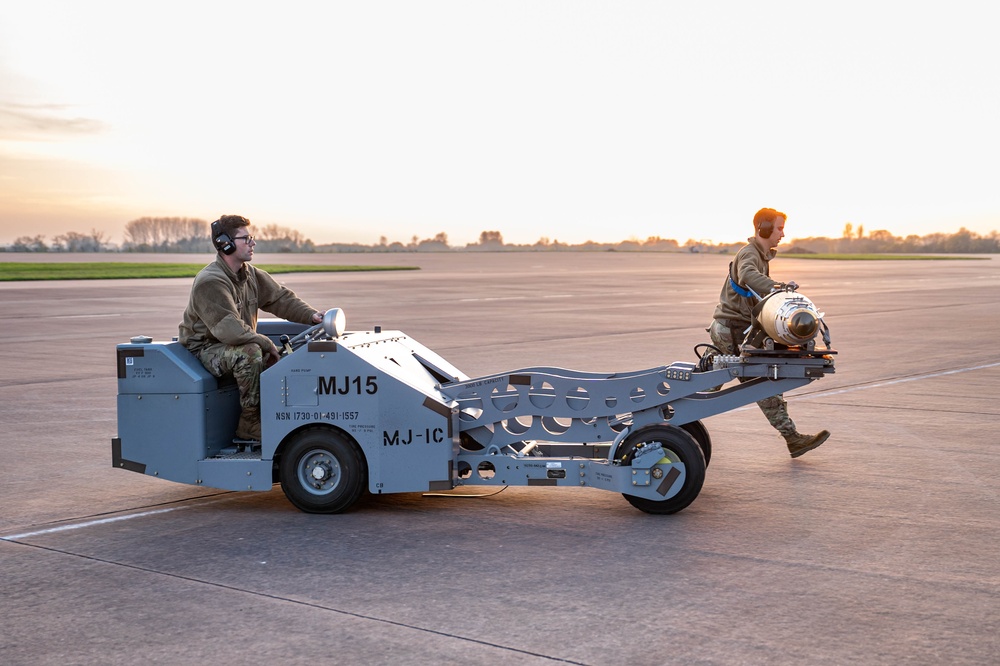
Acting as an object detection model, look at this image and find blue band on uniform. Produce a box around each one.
[729,276,754,298]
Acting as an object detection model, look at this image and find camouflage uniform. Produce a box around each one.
[179,255,319,440]
[709,234,830,457]
[708,319,797,438]
[197,342,267,439]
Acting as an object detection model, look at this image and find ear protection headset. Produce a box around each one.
[758,216,774,239]
[754,208,784,240]
[211,219,237,255]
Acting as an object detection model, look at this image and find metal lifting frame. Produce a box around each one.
[440,352,835,461]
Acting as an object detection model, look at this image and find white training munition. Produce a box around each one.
[755,289,826,348]
[113,293,835,515]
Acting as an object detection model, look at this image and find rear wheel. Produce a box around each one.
[680,420,712,466]
[279,427,366,513]
[617,424,706,515]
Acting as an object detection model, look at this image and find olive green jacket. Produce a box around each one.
[712,238,780,326]
[179,255,318,355]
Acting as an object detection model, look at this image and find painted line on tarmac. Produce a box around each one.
[458,294,574,302]
[50,313,122,319]
[2,506,186,541]
[799,361,1000,400]
[729,362,1000,412]
[733,360,1000,410]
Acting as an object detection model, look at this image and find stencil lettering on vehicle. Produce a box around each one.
[383,428,445,446]
[318,375,378,395]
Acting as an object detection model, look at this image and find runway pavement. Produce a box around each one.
[1,251,998,665]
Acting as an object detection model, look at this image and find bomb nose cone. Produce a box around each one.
[788,311,819,339]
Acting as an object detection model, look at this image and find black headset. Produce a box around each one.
[758,216,774,239]
[211,219,237,255]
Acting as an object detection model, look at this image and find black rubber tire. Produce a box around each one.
[278,427,366,514]
[680,420,712,467]
[617,424,706,515]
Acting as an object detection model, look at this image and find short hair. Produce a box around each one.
[215,215,250,239]
[753,208,786,234]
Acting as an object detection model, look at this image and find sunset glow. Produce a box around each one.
[1,1,998,247]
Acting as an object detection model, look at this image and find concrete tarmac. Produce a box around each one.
[1,251,998,665]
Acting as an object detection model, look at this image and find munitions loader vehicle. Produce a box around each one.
[113,288,834,514]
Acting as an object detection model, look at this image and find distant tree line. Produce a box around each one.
[786,224,1000,254]
[308,229,686,253]
[3,217,998,254]
[121,217,207,252]
[6,230,110,252]
[118,217,316,253]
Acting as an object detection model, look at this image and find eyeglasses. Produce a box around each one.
[233,235,255,244]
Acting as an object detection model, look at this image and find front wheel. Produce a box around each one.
[617,424,706,515]
[279,427,366,513]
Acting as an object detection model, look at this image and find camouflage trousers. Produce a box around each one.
[708,319,797,438]
[197,342,265,429]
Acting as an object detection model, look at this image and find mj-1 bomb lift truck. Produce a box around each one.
[113,288,835,515]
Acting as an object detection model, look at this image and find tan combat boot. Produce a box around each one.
[785,430,830,458]
[235,410,262,443]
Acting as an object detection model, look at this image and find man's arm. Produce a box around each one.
[194,274,276,353]
[254,268,323,325]
[735,251,779,296]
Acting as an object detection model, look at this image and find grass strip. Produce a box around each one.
[0,262,419,281]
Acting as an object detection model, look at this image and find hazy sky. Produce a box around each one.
[1,1,997,247]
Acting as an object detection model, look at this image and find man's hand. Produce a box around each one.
[265,342,281,368]
[311,310,326,324]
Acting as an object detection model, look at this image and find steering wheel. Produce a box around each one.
[285,308,346,352]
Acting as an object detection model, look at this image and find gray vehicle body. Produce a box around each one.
[113,310,835,513]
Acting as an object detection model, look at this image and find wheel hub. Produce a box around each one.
[300,451,341,493]
[310,462,331,482]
